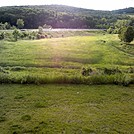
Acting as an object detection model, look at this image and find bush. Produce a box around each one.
[0,70,133,86]
[0,73,11,83]
[12,29,20,41]
[103,67,122,75]
[0,32,4,40]
[118,26,134,43]
[81,67,122,76]
[128,67,134,73]
[81,67,99,76]
[36,33,41,39]
[114,74,132,86]
[0,67,9,74]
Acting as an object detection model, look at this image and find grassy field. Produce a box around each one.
[0,31,134,133]
[0,33,133,67]
[0,32,134,84]
[0,84,134,134]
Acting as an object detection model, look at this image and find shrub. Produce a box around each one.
[0,66,10,74]
[12,29,20,41]
[114,74,132,86]
[0,73,11,83]
[81,67,99,76]
[128,67,134,73]
[0,32,4,40]
[16,19,24,29]
[36,33,41,39]
[103,67,122,75]
[118,26,134,43]
[22,31,29,38]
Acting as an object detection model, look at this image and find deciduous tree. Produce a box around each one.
[118,26,134,43]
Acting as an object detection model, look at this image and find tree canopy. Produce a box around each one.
[118,26,134,43]
[0,5,133,29]
[16,19,24,29]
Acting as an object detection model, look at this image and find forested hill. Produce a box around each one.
[0,5,133,29]
[113,7,134,14]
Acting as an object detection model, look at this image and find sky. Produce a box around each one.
[0,0,133,10]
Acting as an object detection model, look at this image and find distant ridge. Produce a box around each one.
[0,5,133,29]
[113,7,134,14]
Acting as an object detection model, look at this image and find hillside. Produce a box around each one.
[113,7,134,14]
[0,5,132,29]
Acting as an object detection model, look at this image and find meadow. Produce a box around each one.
[0,84,134,134]
[0,30,134,133]
[0,31,134,85]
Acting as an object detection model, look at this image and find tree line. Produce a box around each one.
[0,5,133,29]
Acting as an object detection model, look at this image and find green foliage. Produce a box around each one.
[0,33,133,86]
[16,19,24,29]
[0,72,133,86]
[113,7,134,14]
[115,20,131,29]
[4,22,11,29]
[0,22,6,30]
[107,20,132,34]
[11,25,17,30]
[0,67,8,73]
[11,66,26,71]
[0,5,132,29]
[12,29,20,41]
[81,67,122,76]
[118,26,134,43]
[114,74,132,86]
[107,27,114,34]
[0,31,134,85]
[0,32,4,40]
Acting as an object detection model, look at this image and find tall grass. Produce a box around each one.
[0,72,133,86]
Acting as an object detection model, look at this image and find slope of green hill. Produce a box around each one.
[0,5,132,29]
[113,7,134,14]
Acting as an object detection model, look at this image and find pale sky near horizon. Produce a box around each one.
[0,0,133,10]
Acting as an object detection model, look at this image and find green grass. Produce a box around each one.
[0,32,134,133]
[0,34,133,67]
[0,84,134,133]
[0,32,134,85]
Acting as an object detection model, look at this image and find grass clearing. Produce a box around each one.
[0,33,134,85]
[0,31,134,133]
[0,84,134,133]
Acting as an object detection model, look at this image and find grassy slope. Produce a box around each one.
[0,84,134,133]
[0,34,134,77]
